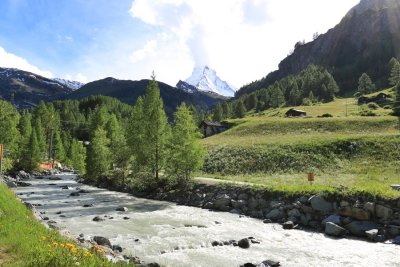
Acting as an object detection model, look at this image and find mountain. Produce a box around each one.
[179,66,237,97]
[0,67,74,109]
[53,78,84,90]
[237,0,400,97]
[66,77,227,117]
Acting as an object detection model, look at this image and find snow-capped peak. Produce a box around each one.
[184,65,236,97]
[53,78,84,90]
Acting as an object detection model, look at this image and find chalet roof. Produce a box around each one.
[287,108,306,113]
[200,120,225,127]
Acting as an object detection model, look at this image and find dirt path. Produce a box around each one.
[194,177,255,186]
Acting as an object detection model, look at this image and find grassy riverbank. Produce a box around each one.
[0,182,130,267]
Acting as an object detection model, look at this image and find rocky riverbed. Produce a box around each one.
[6,173,400,266]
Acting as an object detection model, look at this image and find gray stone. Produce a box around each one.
[230,209,242,215]
[269,201,282,209]
[282,221,294,230]
[365,229,379,240]
[263,219,273,224]
[325,222,348,237]
[112,245,123,252]
[203,202,213,209]
[93,216,105,222]
[93,236,112,248]
[238,193,249,201]
[238,238,250,249]
[387,225,400,236]
[375,204,393,220]
[309,195,333,213]
[70,192,80,197]
[232,199,248,209]
[265,209,285,220]
[300,205,314,214]
[287,208,301,218]
[248,198,258,210]
[6,181,17,188]
[258,199,268,209]
[363,202,375,215]
[260,260,280,267]
[392,236,400,245]
[300,213,311,226]
[116,206,128,212]
[340,200,350,207]
[339,207,370,221]
[299,196,308,204]
[344,221,380,237]
[322,215,342,226]
[214,194,231,210]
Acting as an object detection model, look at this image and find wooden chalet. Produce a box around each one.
[199,121,229,138]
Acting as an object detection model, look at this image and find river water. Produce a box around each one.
[12,174,399,267]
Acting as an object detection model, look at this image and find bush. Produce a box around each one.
[302,98,313,106]
[367,102,380,110]
[383,105,392,109]
[319,113,333,118]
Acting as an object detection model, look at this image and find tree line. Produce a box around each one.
[0,75,205,191]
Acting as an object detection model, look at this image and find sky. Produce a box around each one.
[0,0,360,88]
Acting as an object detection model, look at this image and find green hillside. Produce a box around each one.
[200,92,400,197]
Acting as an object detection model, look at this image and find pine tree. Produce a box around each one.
[270,86,285,108]
[33,117,47,159]
[167,103,205,187]
[68,139,86,175]
[86,128,111,181]
[246,94,257,110]
[142,72,170,180]
[18,112,32,158]
[358,73,375,95]
[105,114,130,179]
[53,130,66,163]
[234,100,246,118]
[212,104,223,121]
[393,82,400,116]
[127,96,146,171]
[389,59,400,87]
[20,129,41,171]
[221,102,232,119]
[289,83,301,106]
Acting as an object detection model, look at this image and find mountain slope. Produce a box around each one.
[66,77,227,117]
[0,68,73,109]
[181,66,237,97]
[237,0,400,97]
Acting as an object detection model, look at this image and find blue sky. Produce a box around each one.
[0,0,359,87]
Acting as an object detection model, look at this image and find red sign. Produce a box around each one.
[308,172,315,183]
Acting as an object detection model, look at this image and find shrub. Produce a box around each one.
[367,102,380,110]
[319,113,333,118]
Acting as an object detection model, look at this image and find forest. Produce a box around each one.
[0,75,205,192]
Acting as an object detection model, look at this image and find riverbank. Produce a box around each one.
[130,181,400,244]
[0,179,130,267]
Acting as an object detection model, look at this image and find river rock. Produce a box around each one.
[43,217,49,220]
[344,221,380,237]
[116,206,128,212]
[83,204,94,207]
[6,181,17,188]
[16,181,31,187]
[70,192,80,197]
[322,215,342,226]
[283,221,295,230]
[203,202,214,209]
[365,229,379,240]
[265,209,285,220]
[240,264,256,267]
[339,207,370,221]
[93,216,105,222]
[325,222,348,237]
[375,204,393,220]
[17,170,31,180]
[238,193,249,200]
[232,199,247,209]
[269,201,282,209]
[309,195,333,213]
[93,236,112,248]
[112,245,123,252]
[214,194,231,210]
[238,238,250,249]
[261,260,281,267]
[392,236,400,244]
[147,263,161,267]
[288,208,301,218]
[263,219,273,224]
[49,177,62,180]
[387,225,400,236]
[363,202,375,215]
[78,189,90,194]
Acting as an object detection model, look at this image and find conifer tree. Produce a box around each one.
[68,138,86,175]
[234,100,246,118]
[167,103,205,187]
[20,129,41,171]
[289,83,301,106]
[389,59,400,87]
[127,96,146,170]
[358,73,375,95]
[86,128,111,181]
[142,72,170,180]
[393,82,400,117]
[53,130,66,163]
[270,86,285,108]
[212,104,223,121]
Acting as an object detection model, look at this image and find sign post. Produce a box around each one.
[307,172,314,185]
[0,144,3,180]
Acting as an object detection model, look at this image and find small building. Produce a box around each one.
[285,108,307,117]
[199,121,229,137]
[358,93,390,105]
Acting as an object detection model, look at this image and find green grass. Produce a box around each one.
[200,90,400,198]
[0,182,131,267]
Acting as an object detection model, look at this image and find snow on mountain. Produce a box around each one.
[183,66,236,97]
[53,78,84,90]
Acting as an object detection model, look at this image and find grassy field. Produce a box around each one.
[200,91,400,198]
[0,182,131,267]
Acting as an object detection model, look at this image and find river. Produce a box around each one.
[12,173,399,267]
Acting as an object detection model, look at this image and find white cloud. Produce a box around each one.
[130,39,158,62]
[128,0,359,87]
[0,46,53,78]
[65,73,88,83]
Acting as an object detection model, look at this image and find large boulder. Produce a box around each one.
[344,221,380,237]
[116,207,128,212]
[325,222,348,237]
[282,221,294,230]
[92,216,105,222]
[238,238,250,249]
[93,236,112,248]
[261,260,281,267]
[322,215,342,226]
[375,204,393,220]
[287,208,301,218]
[339,207,370,221]
[265,209,285,220]
[213,194,231,210]
[309,195,333,213]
